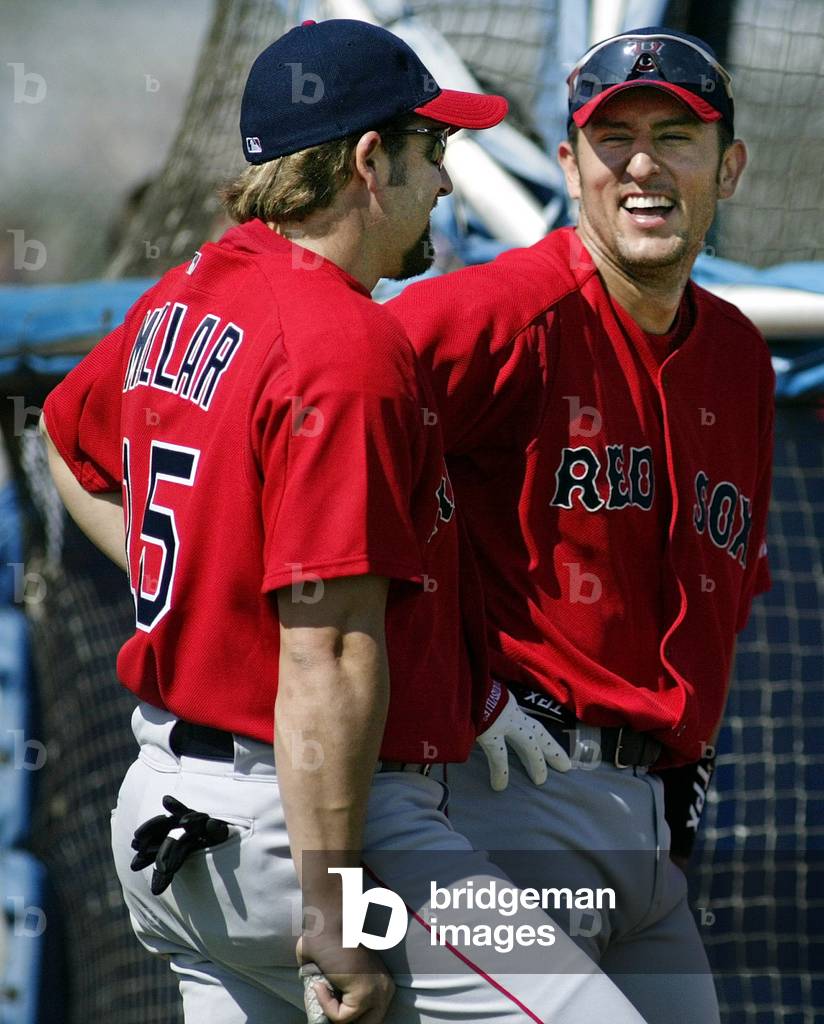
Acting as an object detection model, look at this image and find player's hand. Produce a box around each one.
[476,689,571,790]
[297,936,395,1023]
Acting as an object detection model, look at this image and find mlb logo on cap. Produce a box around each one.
[245,136,262,154]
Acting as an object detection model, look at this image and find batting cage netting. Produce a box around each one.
[2,1,822,1022]
[105,0,824,279]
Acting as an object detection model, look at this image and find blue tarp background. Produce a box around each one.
[0,280,155,378]
[1,258,821,397]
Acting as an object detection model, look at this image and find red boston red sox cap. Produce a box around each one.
[240,19,509,163]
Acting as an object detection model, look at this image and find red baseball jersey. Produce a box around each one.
[44,219,495,762]
[388,227,774,764]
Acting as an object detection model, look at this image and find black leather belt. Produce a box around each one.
[170,721,431,775]
[170,721,236,761]
[508,684,662,768]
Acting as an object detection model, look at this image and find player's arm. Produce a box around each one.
[668,367,775,872]
[387,278,541,455]
[275,572,394,1020]
[39,412,127,573]
[276,572,389,877]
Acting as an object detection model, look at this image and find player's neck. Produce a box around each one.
[602,270,684,334]
[269,215,381,292]
[576,228,691,334]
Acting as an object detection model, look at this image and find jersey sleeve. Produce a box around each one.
[387,276,542,455]
[735,360,775,632]
[42,321,130,492]
[251,351,425,593]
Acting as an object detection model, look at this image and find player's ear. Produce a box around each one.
[717,139,747,200]
[558,139,581,201]
[353,131,384,194]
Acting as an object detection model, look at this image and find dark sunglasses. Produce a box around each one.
[568,33,734,126]
[382,127,450,168]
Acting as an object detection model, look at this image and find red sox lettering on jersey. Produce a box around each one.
[389,227,775,764]
[550,446,756,567]
[551,445,654,511]
[692,471,753,568]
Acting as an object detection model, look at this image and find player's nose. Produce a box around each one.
[625,148,661,181]
[438,164,453,198]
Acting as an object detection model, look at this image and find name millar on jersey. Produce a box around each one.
[123,302,243,411]
[550,445,755,567]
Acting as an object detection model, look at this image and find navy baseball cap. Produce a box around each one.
[240,19,509,163]
[568,27,734,132]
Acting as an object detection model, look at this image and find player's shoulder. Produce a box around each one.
[278,272,420,397]
[282,262,410,352]
[122,271,182,322]
[175,226,417,389]
[123,249,250,326]
[388,227,585,341]
[691,281,773,369]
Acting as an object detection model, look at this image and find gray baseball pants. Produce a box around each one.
[110,702,650,1022]
[443,730,721,1024]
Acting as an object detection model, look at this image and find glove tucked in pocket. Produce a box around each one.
[130,794,231,894]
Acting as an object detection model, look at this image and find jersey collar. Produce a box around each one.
[219,218,372,297]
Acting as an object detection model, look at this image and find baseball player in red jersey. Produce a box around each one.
[389,27,774,1024]
[39,19,653,1024]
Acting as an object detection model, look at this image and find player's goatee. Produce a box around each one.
[393,223,436,281]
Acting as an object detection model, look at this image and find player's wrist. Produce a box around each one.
[299,879,350,936]
[299,935,384,975]
[477,678,509,732]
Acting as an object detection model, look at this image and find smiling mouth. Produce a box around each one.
[620,194,677,225]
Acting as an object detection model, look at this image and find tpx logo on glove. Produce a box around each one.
[329,867,408,950]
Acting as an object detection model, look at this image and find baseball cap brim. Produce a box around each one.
[414,88,508,130]
[572,81,722,128]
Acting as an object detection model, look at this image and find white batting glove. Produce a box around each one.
[476,689,571,791]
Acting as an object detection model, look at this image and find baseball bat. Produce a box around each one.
[300,961,335,1024]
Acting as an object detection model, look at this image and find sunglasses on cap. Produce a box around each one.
[382,126,450,169]
[567,31,734,131]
